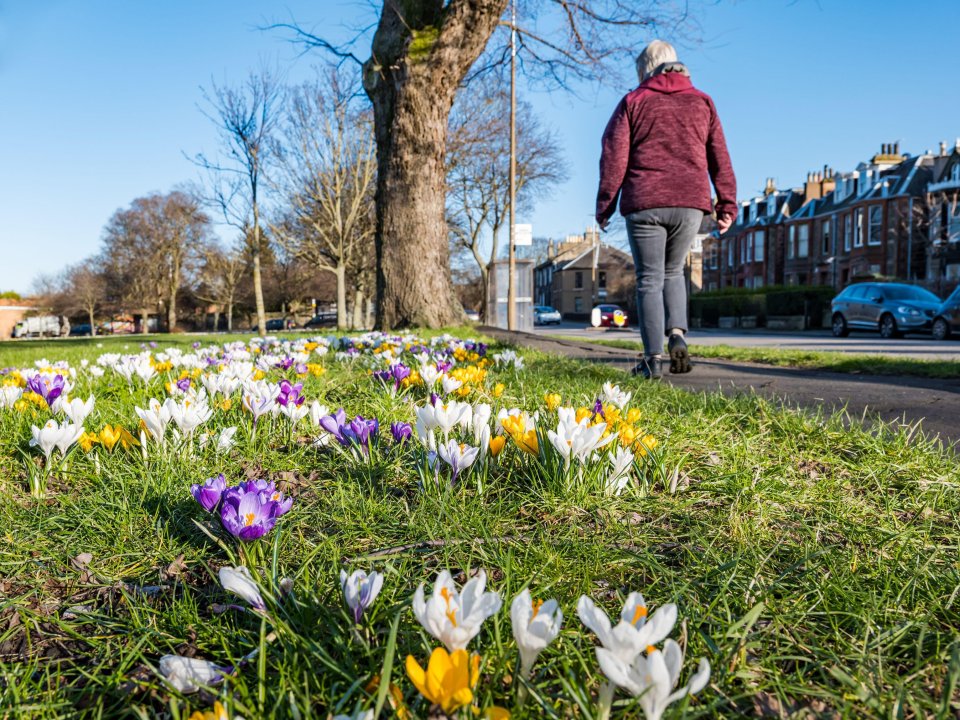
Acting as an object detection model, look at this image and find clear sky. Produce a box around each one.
[2,0,959,294]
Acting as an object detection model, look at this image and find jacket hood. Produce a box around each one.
[639,71,693,94]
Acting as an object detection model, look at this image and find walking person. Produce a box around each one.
[596,40,736,379]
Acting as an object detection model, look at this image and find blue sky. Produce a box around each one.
[2,0,959,293]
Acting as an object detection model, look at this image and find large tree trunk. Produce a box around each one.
[352,289,364,330]
[88,308,97,336]
[226,299,234,332]
[364,0,507,329]
[335,264,348,330]
[167,275,178,333]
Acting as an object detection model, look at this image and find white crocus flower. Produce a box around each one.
[471,403,492,444]
[0,385,23,408]
[88,366,105,378]
[440,375,462,395]
[511,588,563,674]
[340,569,384,623]
[606,447,635,495]
[577,593,677,663]
[437,439,480,482]
[215,426,238,452]
[412,570,502,652]
[308,401,329,428]
[60,395,95,425]
[165,392,213,439]
[601,382,632,410]
[158,654,228,694]
[135,398,171,443]
[219,566,265,611]
[596,639,711,720]
[419,363,440,388]
[548,417,616,468]
[30,420,63,465]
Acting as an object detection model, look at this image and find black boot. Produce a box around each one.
[668,334,692,374]
[631,356,663,380]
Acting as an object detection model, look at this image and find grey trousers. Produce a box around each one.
[625,207,704,358]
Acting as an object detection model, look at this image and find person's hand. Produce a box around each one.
[717,212,733,234]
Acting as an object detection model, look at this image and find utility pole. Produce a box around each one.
[507,0,517,330]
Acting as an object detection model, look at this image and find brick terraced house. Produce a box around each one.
[700,141,960,297]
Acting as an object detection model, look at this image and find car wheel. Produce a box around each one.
[831,313,849,337]
[932,317,950,341]
[879,314,901,339]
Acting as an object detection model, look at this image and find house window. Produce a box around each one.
[843,214,852,252]
[598,271,607,288]
[574,271,583,289]
[788,226,796,259]
[854,209,864,247]
[574,297,583,313]
[950,200,960,244]
[821,219,831,255]
[797,224,809,258]
[745,235,752,263]
[868,206,882,246]
[755,230,765,262]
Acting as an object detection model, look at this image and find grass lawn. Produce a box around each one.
[548,335,960,380]
[1,331,958,719]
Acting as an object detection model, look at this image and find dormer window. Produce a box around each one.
[952,164,960,182]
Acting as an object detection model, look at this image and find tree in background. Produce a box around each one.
[196,240,245,331]
[277,1,691,329]
[446,78,566,320]
[271,66,377,330]
[62,260,107,335]
[100,191,210,333]
[196,69,283,337]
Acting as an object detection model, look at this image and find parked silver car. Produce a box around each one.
[534,305,562,325]
[831,282,942,338]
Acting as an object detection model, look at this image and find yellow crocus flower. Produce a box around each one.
[406,647,479,714]
[626,408,642,424]
[492,383,505,398]
[78,431,99,453]
[188,701,229,720]
[489,436,506,457]
[635,434,658,456]
[575,407,593,424]
[543,393,561,411]
[98,425,122,452]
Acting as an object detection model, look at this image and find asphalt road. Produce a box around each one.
[532,322,960,361]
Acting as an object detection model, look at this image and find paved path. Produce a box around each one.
[482,327,960,452]
[533,323,960,361]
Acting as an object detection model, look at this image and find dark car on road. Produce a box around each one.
[250,318,296,332]
[303,312,337,329]
[69,323,93,337]
[932,285,960,340]
[831,282,941,338]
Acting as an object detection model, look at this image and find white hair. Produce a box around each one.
[636,40,678,82]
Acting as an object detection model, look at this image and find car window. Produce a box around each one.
[883,286,941,303]
[844,285,866,300]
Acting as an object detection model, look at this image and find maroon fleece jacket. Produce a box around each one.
[595,72,737,226]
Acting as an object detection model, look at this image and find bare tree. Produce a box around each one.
[196,241,246,331]
[274,1,693,329]
[62,259,107,335]
[446,79,566,320]
[271,66,377,330]
[100,192,210,333]
[195,69,283,337]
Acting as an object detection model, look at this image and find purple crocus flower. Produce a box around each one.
[593,398,604,417]
[27,373,65,406]
[390,421,412,444]
[429,392,440,407]
[176,377,192,392]
[275,357,294,370]
[238,479,294,517]
[391,363,411,384]
[191,473,227,512]
[277,380,305,407]
[341,416,379,450]
[192,342,201,349]
[372,369,392,386]
[220,488,279,541]
[295,362,308,375]
[436,360,453,374]
[319,408,348,443]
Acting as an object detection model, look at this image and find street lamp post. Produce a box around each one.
[507,0,517,330]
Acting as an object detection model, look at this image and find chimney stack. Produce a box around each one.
[940,141,947,156]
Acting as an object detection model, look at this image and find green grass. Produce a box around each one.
[1,332,959,718]
[549,335,960,379]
